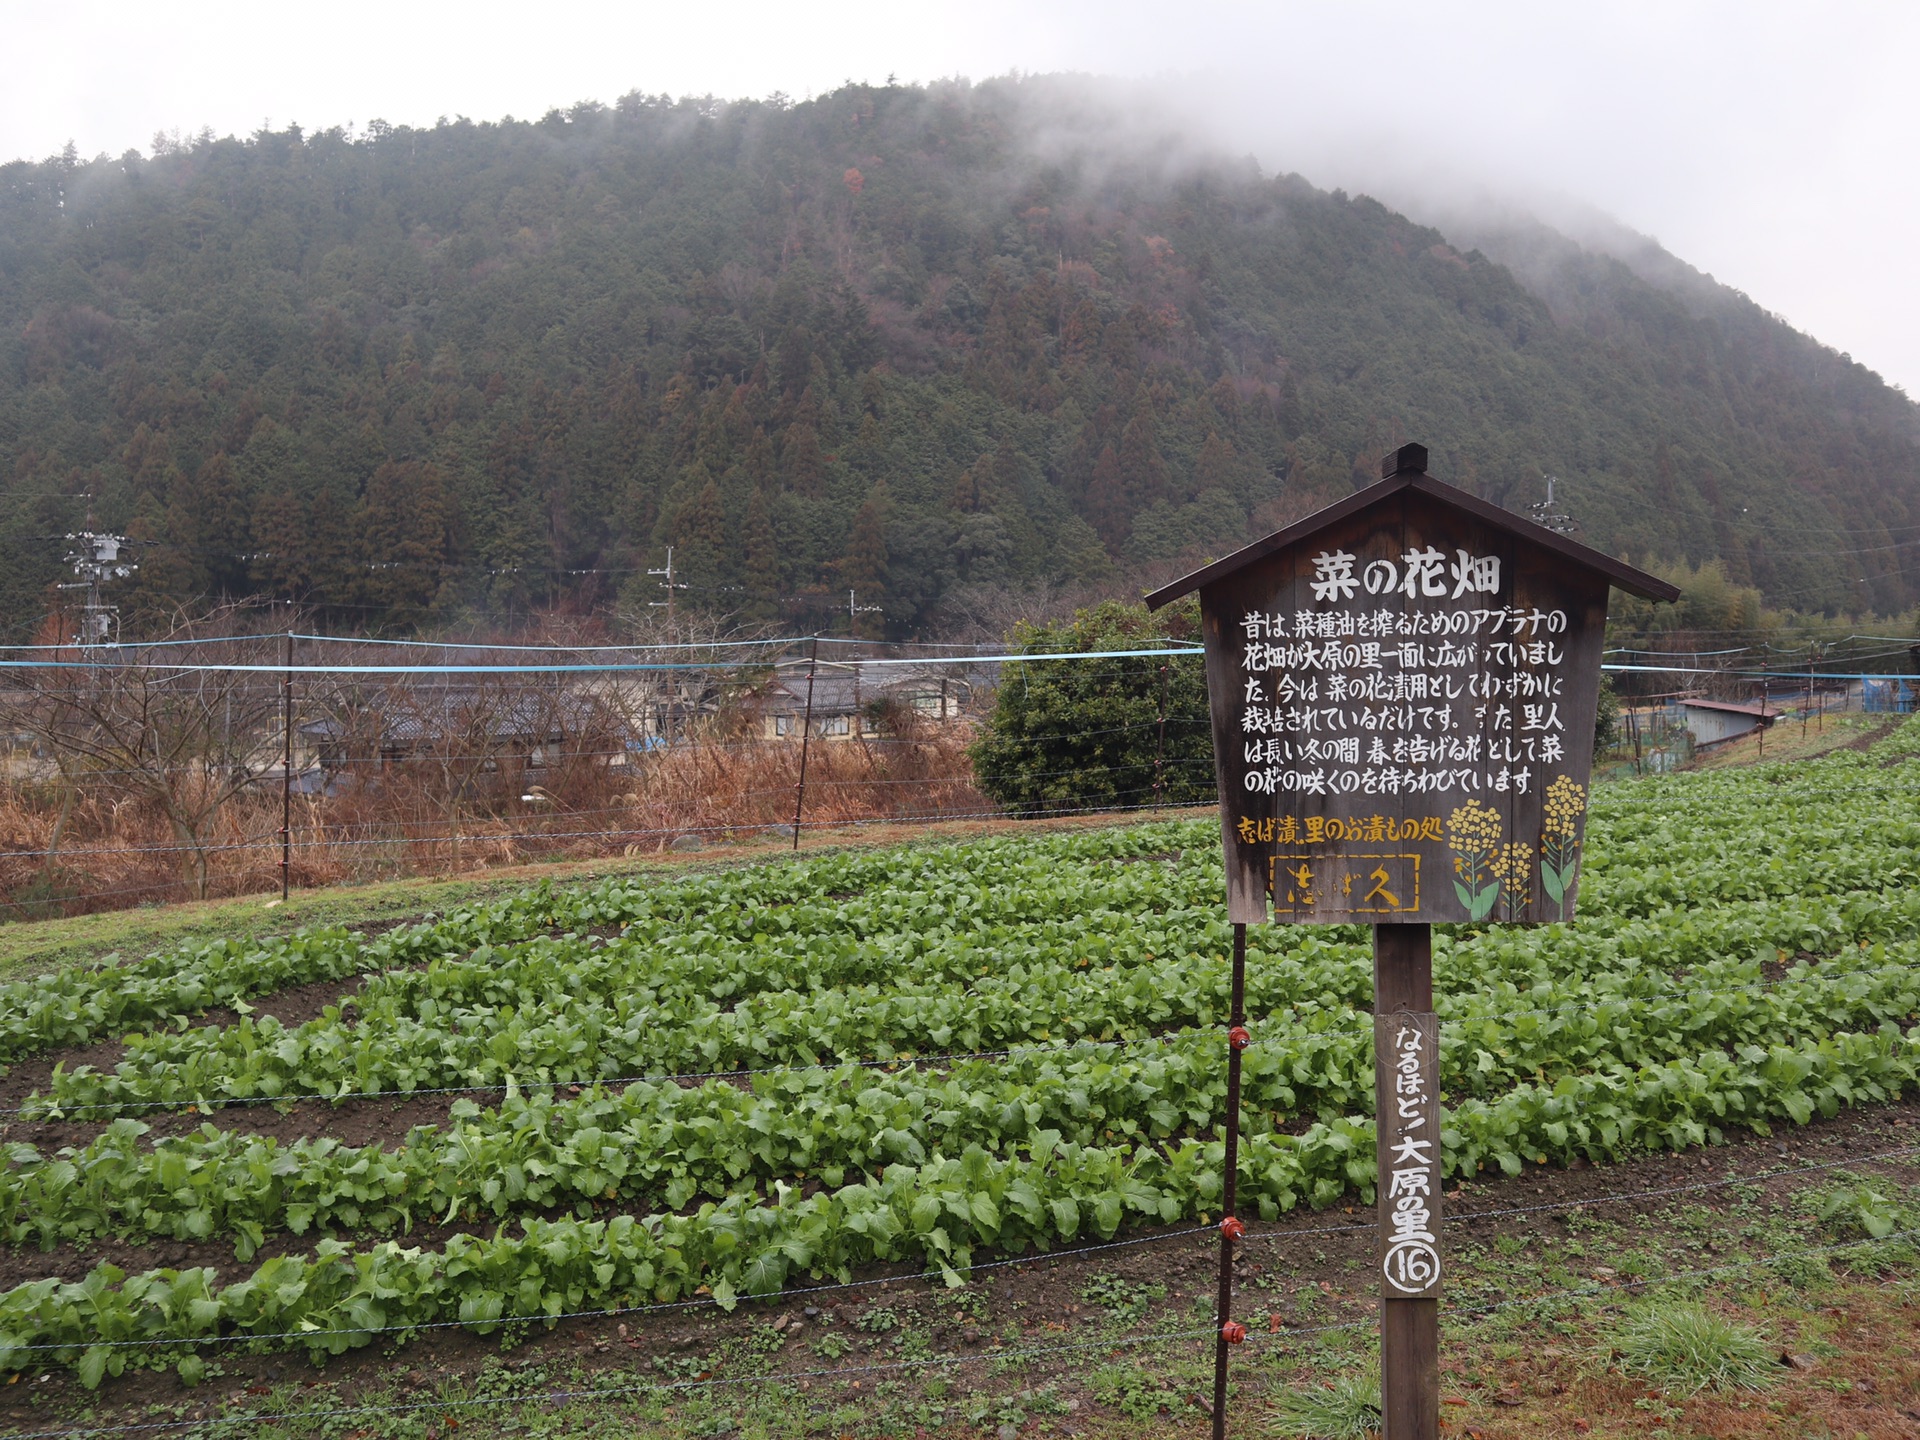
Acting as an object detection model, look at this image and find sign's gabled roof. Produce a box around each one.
[1144,455,1682,610]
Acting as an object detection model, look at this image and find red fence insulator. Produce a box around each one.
[1220,1320,1247,1345]
[1227,1024,1251,1050]
[1219,1216,1246,1240]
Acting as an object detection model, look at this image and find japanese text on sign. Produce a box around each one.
[1236,549,1568,799]
[1237,814,1441,845]
[1380,1016,1440,1295]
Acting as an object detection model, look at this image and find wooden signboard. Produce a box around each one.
[1160,451,1664,927]
[1148,444,1677,1440]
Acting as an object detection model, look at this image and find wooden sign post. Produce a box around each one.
[1148,444,1675,1438]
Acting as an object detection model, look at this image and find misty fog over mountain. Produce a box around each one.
[2,73,1914,639]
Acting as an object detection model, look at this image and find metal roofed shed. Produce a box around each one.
[1678,697,1779,748]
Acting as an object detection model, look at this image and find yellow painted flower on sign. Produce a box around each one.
[1543,774,1587,841]
[1446,799,1503,921]
[1540,774,1588,918]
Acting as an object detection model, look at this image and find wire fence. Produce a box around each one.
[2,618,1914,919]
[5,763,1916,868]
[8,1216,1916,1438]
[0,632,1235,918]
[4,751,1915,921]
[8,1132,1908,1365]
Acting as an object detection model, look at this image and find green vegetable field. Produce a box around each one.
[2,721,1919,1395]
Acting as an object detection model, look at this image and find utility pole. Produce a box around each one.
[647,547,686,622]
[1529,476,1578,535]
[847,589,883,635]
[57,530,136,648]
[649,548,688,744]
[1154,661,1169,812]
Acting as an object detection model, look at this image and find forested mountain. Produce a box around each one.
[2,75,1916,639]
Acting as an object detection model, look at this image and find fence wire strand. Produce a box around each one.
[14,1226,1920,1439]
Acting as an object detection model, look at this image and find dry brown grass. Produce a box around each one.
[1423,1279,1920,1440]
[0,725,988,921]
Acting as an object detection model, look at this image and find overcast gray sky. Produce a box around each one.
[5,1,1914,395]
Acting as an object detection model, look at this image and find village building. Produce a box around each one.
[1677,697,1779,749]
[745,659,978,741]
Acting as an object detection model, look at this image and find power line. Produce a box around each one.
[0,644,1202,673]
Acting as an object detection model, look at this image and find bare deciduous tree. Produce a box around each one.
[4,608,287,900]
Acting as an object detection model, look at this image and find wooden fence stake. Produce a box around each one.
[1154,661,1168,812]
[1211,921,1248,1438]
[790,637,819,852]
[1375,922,1439,1440]
[280,631,293,902]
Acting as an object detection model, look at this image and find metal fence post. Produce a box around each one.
[280,631,293,902]
[790,637,819,852]
[1211,921,1249,1437]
